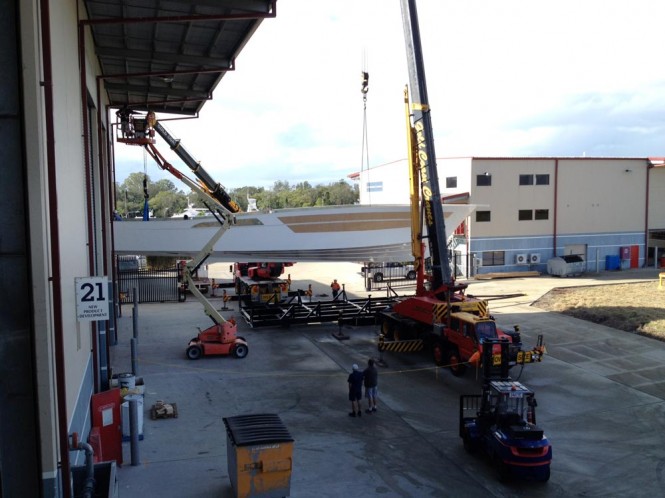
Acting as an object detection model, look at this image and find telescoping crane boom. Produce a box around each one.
[400,0,451,295]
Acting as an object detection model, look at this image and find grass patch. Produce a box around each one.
[533,281,665,340]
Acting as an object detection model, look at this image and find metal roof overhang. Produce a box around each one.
[82,0,276,116]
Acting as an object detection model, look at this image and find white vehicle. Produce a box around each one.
[171,202,208,219]
[362,262,417,283]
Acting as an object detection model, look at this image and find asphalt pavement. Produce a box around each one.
[112,264,665,497]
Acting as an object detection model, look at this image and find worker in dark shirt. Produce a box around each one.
[363,359,379,413]
[347,364,364,417]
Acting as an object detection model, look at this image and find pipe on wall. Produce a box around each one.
[645,160,652,268]
[39,0,72,495]
[553,159,559,256]
[77,20,101,393]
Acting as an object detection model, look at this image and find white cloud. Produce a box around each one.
[113,0,665,190]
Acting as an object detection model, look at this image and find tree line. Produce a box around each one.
[115,172,359,218]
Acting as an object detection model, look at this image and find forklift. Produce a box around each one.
[459,339,552,482]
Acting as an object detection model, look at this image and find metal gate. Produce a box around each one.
[361,262,418,292]
[118,267,179,303]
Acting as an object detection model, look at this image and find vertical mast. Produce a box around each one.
[400,0,451,289]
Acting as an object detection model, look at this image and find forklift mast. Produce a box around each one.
[400,0,451,292]
[480,338,512,381]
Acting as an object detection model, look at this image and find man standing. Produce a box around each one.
[364,359,378,414]
[347,364,364,417]
[330,279,341,299]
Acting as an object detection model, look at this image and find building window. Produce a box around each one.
[535,209,549,220]
[446,176,457,188]
[519,174,534,185]
[536,174,550,185]
[366,181,383,192]
[518,209,533,221]
[476,211,491,222]
[482,251,505,267]
[476,174,492,186]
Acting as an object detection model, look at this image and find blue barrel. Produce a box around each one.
[605,255,621,271]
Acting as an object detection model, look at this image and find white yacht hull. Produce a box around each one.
[113,204,477,262]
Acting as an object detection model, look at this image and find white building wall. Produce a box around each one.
[359,157,473,206]
[20,0,60,484]
[649,167,665,230]
[359,159,410,205]
[440,157,473,194]
[19,0,106,491]
[50,1,94,425]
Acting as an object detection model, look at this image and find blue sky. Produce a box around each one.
[114,0,665,190]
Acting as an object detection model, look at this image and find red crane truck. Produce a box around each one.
[378,0,544,375]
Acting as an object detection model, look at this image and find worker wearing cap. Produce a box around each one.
[347,364,364,417]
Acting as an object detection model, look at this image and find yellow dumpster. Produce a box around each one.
[223,413,294,498]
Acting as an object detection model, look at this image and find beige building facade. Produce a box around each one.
[356,157,665,276]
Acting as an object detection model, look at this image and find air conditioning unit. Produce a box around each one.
[515,254,527,265]
[529,254,541,264]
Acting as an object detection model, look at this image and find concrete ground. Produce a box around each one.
[113,263,665,498]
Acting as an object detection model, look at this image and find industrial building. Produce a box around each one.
[354,156,665,276]
[3,1,665,496]
[0,2,276,497]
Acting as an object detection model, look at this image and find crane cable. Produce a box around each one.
[361,70,369,173]
[142,146,150,220]
[360,55,370,205]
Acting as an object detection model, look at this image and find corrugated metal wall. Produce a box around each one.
[0,0,42,496]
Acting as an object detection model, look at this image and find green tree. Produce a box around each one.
[154,178,179,194]
[117,172,152,216]
[151,191,187,218]
[327,179,358,205]
[230,186,265,212]
[116,173,190,218]
[115,176,360,217]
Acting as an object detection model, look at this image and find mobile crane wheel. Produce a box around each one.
[432,341,446,367]
[446,348,467,376]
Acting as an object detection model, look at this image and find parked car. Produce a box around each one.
[118,255,141,272]
[361,262,417,282]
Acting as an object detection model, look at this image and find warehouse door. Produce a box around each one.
[564,244,587,258]
[630,245,639,268]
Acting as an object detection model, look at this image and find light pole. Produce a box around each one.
[124,189,128,217]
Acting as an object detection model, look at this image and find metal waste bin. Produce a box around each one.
[547,255,585,277]
[223,413,294,498]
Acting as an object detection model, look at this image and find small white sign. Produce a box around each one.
[75,276,110,321]
[102,406,114,427]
